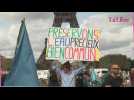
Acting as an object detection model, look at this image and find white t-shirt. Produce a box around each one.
[54,66,85,87]
[60,70,75,87]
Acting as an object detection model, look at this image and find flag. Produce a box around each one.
[90,67,97,82]
[4,19,40,86]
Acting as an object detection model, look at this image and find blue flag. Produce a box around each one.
[4,19,40,86]
[90,68,97,82]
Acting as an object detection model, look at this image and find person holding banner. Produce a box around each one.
[51,61,86,87]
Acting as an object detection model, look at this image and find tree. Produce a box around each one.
[99,54,131,70]
[3,58,12,71]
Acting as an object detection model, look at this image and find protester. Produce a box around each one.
[121,70,131,87]
[82,71,92,87]
[51,61,86,87]
[130,68,134,86]
[75,61,89,87]
[75,72,83,87]
[102,64,123,87]
[48,70,61,87]
[1,74,6,86]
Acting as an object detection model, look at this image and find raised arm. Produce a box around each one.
[73,65,86,75]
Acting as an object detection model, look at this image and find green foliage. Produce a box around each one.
[3,58,12,71]
[99,54,132,70]
[2,54,134,71]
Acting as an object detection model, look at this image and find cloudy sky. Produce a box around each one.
[0,12,134,61]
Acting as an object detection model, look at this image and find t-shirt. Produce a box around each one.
[102,74,123,87]
[60,70,75,87]
[53,66,85,87]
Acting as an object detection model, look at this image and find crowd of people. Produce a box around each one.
[1,60,134,87]
[47,61,134,87]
